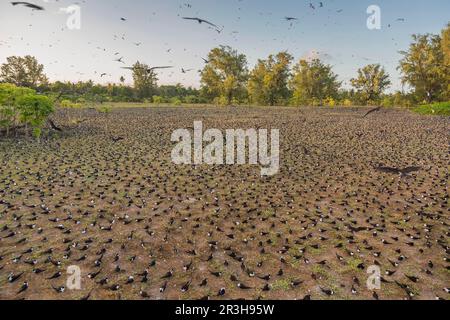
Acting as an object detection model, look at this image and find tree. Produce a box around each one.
[289,59,341,106]
[200,46,248,105]
[442,23,450,66]
[0,83,54,139]
[441,23,450,100]
[351,64,391,105]
[17,94,54,139]
[399,34,446,103]
[132,61,158,100]
[0,56,48,89]
[248,52,293,106]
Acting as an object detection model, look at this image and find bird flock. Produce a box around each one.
[0,106,448,300]
[5,0,409,86]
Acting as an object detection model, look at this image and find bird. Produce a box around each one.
[8,272,24,283]
[181,281,191,292]
[111,136,125,143]
[48,119,62,132]
[362,106,382,118]
[11,2,44,10]
[182,17,219,30]
[161,270,173,279]
[18,282,29,294]
[284,17,298,21]
[376,166,421,176]
[47,271,62,280]
[121,66,173,73]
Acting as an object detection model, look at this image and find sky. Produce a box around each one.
[0,0,449,92]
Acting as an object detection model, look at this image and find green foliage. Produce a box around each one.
[131,61,158,100]
[60,99,82,108]
[342,98,353,107]
[97,106,112,114]
[200,46,248,105]
[413,101,450,116]
[351,64,391,105]
[442,23,450,66]
[184,95,200,104]
[0,83,54,139]
[248,51,293,106]
[17,94,54,131]
[289,59,341,106]
[152,95,164,104]
[442,24,450,100]
[324,97,336,107]
[0,56,48,88]
[399,34,446,103]
[170,97,182,106]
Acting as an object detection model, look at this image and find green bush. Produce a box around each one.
[184,95,200,104]
[0,83,54,139]
[152,95,164,104]
[60,99,82,108]
[413,102,450,116]
[170,97,182,106]
[17,94,54,138]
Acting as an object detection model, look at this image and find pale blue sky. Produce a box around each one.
[0,0,449,92]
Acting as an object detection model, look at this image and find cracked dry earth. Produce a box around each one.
[0,106,448,300]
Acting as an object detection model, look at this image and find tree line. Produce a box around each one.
[1,23,448,108]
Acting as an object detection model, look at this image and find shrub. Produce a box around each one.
[97,106,112,114]
[152,95,164,104]
[342,99,353,107]
[170,97,182,106]
[324,97,336,107]
[60,99,82,108]
[413,102,450,116]
[184,95,200,104]
[17,94,54,138]
[0,83,54,139]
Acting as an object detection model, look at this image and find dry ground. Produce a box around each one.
[0,106,448,300]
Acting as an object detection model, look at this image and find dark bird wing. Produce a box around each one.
[149,66,173,72]
[400,166,421,175]
[200,19,219,29]
[48,119,63,132]
[362,106,382,118]
[183,17,219,29]
[376,166,401,174]
[11,2,44,10]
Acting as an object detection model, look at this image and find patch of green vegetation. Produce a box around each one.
[312,265,330,279]
[271,279,291,291]
[413,102,450,116]
[346,258,364,273]
[261,209,275,218]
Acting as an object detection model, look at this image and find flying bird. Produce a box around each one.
[182,17,219,29]
[11,2,44,10]
[376,166,421,176]
[362,106,382,118]
[121,66,173,73]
